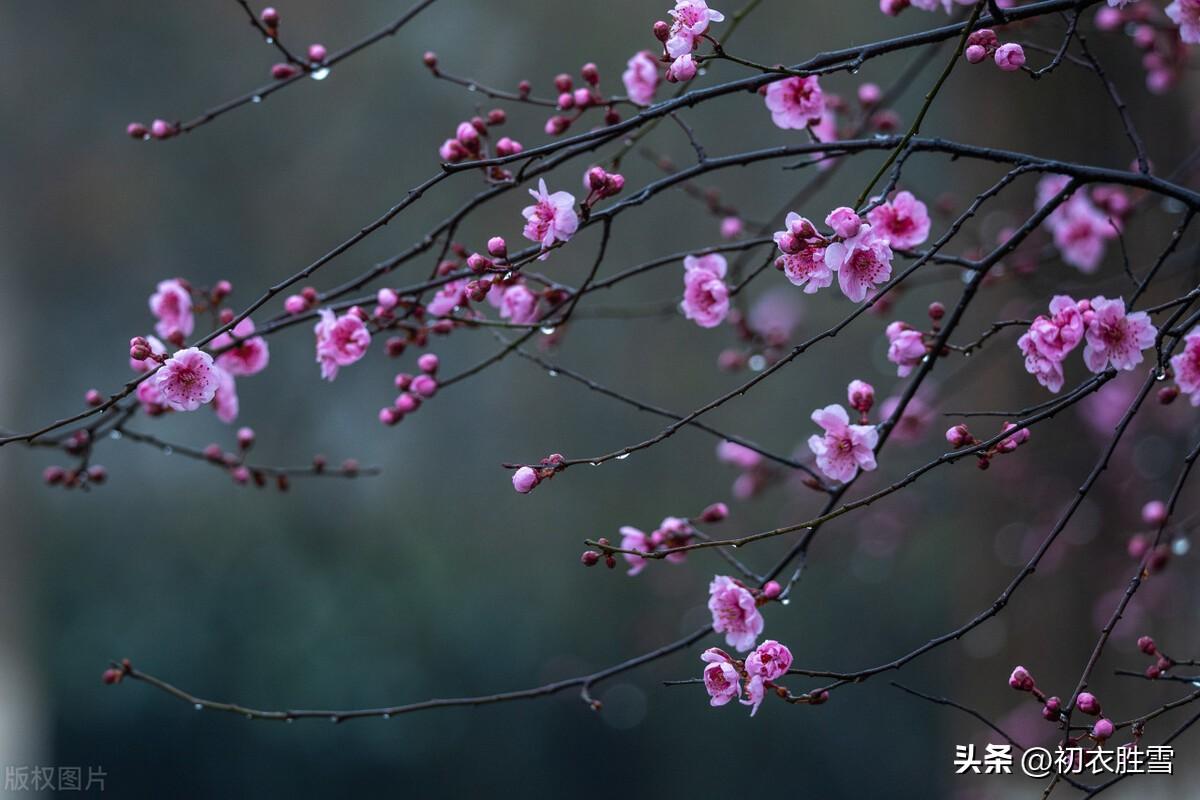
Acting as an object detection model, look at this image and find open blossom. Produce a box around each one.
[746,639,792,681]
[135,377,166,415]
[427,278,469,317]
[807,404,878,482]
[776,246,831,294]
[1170,328,1200,405]
[708,575,764,652]
[1083,297,1156,373]
[622,51,660,106]
[499,284,540,325]
[666,0,725,58]
[764,76,825,130]
[212,366,239,423]
[1167,0,1200,44]
[619,526,650,576]
[680,253,730,328]
[867,191,930,249]
[1020,334,1066,392]
[149,279,194,340]
[1053,200,1116,273]
[212,318,270,376]
[1026,296,1085,361]
[824,225,893,303]
[155,348,220,412]
[521,179,579,253]
[701,648,741,706]
[886,321,926,377]
[314,309,371,381]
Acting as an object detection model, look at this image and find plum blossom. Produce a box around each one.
[994,43,1026,71]
[764,76,825,130]
[745,639,792,681]
[1082,296,1156,373]
[741,675,766,716]
[717,440,762,471]
[807,404,878,482]
[1053,200,1117,273]
[1020,335,1066,392]
[666,0,725,59]
[622,51,660,106]
[866,191,930,249]
[680,253,730,328]
[665,54,697,83]
[776,247,831,294]
[314,309,371,381]
[1170,328,1200,405]
[135,378,167,415]
[619,526,650,576]
[701,648,741,706]
[1167,0,1200,43]
[427,278,469,317]
[1026,296,1086,362]
[499,284,540,325]
[825,207,862,239]
[824,226,893,303]
[149,279,194,340]
[886,321,926,377]
[212,366,239,423]
[521,179,579,254]
[212,318,270,376]
[708,575,764,652]
[155,348,220,412]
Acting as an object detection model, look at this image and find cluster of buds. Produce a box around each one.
[510,453,566,495]
[203,428,277,489]
[1095,2,1189,94]
[963,29,1026,72]
[380,353,440,426]
[584,506,729,574]
[282,286,321,316]
[1136,635,1184,680]
[129,336,167,365]
[944,421,1031,469]
[101,659,133,686]
[542,64,622,137]
[127,119,179,141]
[1010,666,1114,742]
[1126,499,1174,573]
[581,166,625,209]
[436,105,522,180]
[43,462,107,491]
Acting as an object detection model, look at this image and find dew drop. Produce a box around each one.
[467,83,478,92]
[194,703,203,711]
[286,718,293,724]
[265,36,274,44]
[748,354,766,372]
[382,713,391,720]
[1173,537,1191,556]
[162,446,173,456]
[310,67,330,81]
[781,597,791,606]
[251,95,263,104]
[330,716,338,723]
[109,430,122,440]
[547,370,559,378]
[245,713,253,720]
[589,461,601,467]
[540,326,557,335]
[616,453,630,461]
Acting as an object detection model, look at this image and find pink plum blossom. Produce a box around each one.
[701,648,741,706]
[994,43,1026,71]
[807,404,878,482]
[764,76,825,130]
[155,347,220,412]
[314,309,371,381]
[149,279,194,340]
[666,0,725,59]
[708,575,764,652]
[886,321,926,377]
[212,366,239,423]
[776,246,832,294]
[499,284,540,325]
[824,226,894,303]
[1170,328,1200,405]
[1053,200,1117,273]
[622,51,660,106]
[511,466,539,493]
[522,179,579,253]
[1082,296,1157,373]
[746,639,792,681]
[212,318,270,376]
[619,526,650,575]
[825,207,862,239]
[867,191,931,249]
[665,54,697,83]
[741,674,766,716]
[1025,295,1086,361]
[680,253,730,328]
[135,378,166,415]
[1167,0,1200,43]
[717,440,762,470]
[427,279,469,317]
[1019,334,1066,392]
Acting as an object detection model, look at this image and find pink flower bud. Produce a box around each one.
[376,288,399,310]
[1138,636,1157,655]
[581,62,600,86]
[857,83,882,106]
[308,43,327,63]
[544,116,570,136]
[260,7,279,27]
[237,427,255,449]
[487,108,507,126]
[720,217,744,240]
[410,374,438,398]
[826,207,863,239]
[394,393,420,414]
[1091,718,1114,740]
[1076,692,1101,715]
[232,466,251,484]
[43,466,65,485]
[1095,7,1123,31]
[879,0,909,16]
[967,29,1000,50]
[379,407,401,426]
[456,121,480,151]
[512,466,539,494]
[422,51,438,69]
[126,122,149,139]
[495,136,523,156]
[1142,500,1167,527]
[665,54,697,83]
[573,88,593,109]
[653,20,671,42]
[1042,696,1061,720]
[85,389,103,407]
[487,237,507,258]
[150,119,174,139]
[581,550,600,566]
[554,73,573,93]
[994,43,1026,72]
[203,444,223,462]
[272,63,300,80]
[284,294,308,315]
[964,44,987,64]
[762,580,783,599]
[945,424,972,448]
[1008,665,1035,691]
[417,353,440,375]
[700,502,728,523]
[847,380,875,415]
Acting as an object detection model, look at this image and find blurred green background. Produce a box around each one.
[1,1,1198,797]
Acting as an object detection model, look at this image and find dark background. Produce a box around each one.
[0,1,1198,797]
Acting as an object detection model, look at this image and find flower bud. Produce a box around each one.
[417,353,440,375]
[1142,500,1167,527]
[422,51,438,69]
[487,237,508,258]
[272,63,300,80]
[1076,692,1101,715]
[700,502,728,523]
[308,43,327,63]
[1091,718,1114,741]
[581,62,600,86]
[126,122,149,139]
[653,20,671,41]
[1008,665,1035,692]
[512,466,539,494]
[581,550,601,567]
[762,580,783,600]
[1137,636,1157,655]
[260,7,279,27]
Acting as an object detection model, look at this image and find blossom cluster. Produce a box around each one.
[701,639,794,716]
[1018,295,1156,393]
[1037,175,1129,273]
